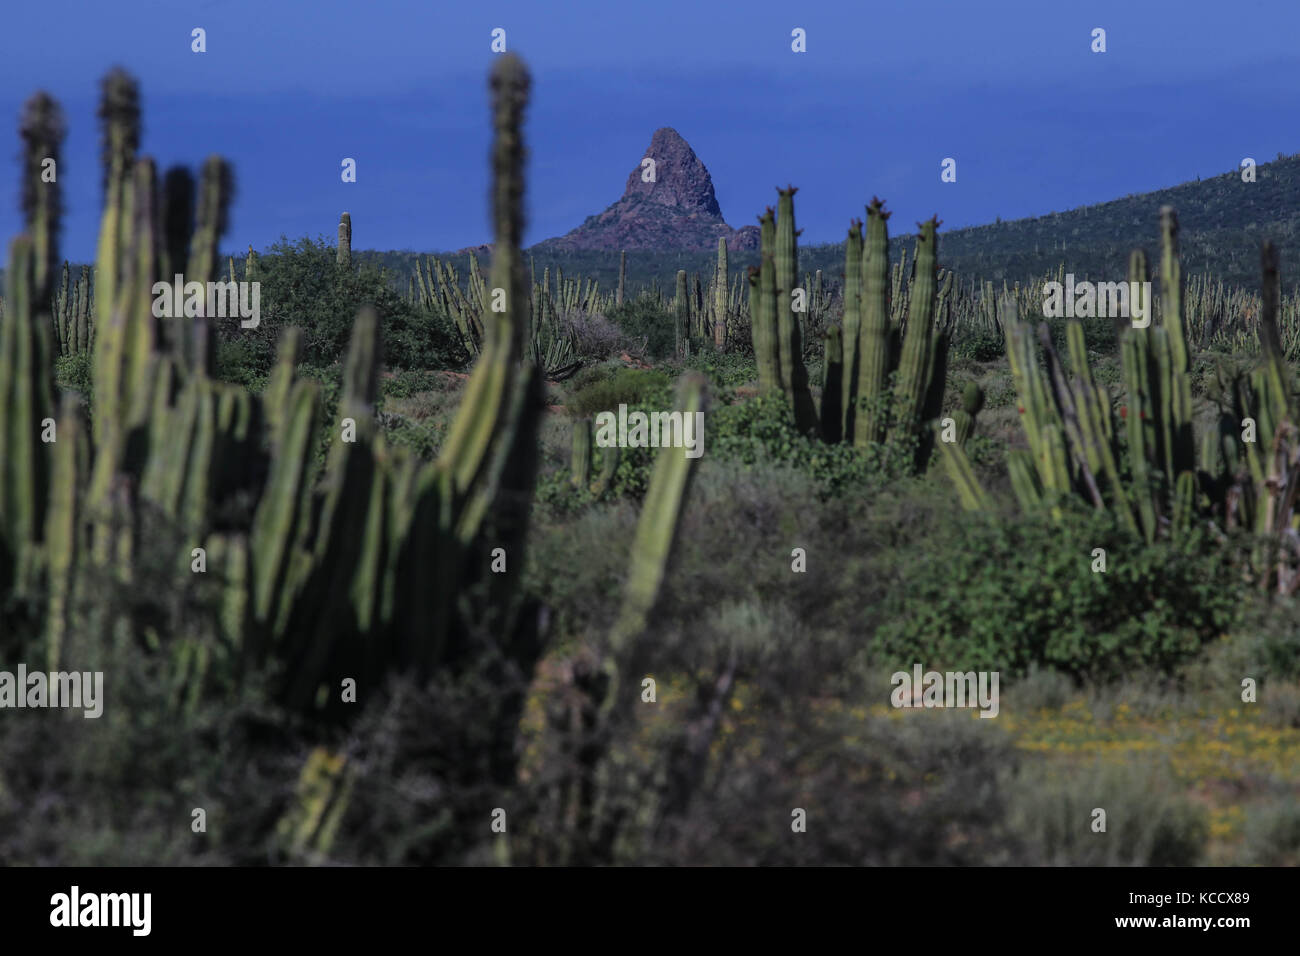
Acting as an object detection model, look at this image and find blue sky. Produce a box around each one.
[2,0,1299,259]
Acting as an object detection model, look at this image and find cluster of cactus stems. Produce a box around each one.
[749,190,950,467]
[2,55,700,753]
[941,207,1300,582]
[52,262,93,356]
[408,248,599,378]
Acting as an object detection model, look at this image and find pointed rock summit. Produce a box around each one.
[536,127,760,252]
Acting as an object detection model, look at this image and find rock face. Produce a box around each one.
[535,128,760,252]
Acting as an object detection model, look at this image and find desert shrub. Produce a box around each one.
[661,349,757,399]
[1006,760,1208,865]
[381,369,443,400]
[710,393,916,498]
[1241,799,1300,865]
[565,367,672,421]
[54,351,93,401]
[606,293,676,358]
[214,338,270,390]
[870,505,1247,681]
[562,311,630,362]
[222,236,466,372]
[376,413,444,460]
[950,328,1003,363]
[1008,666,1076,713]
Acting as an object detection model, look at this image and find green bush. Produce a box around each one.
[565,367,672,421]
[870,505,1247,681]
[606,293,676,359]
[214,338,270,390]
[55,351,93,401]
[950,328,1003,363]
[381,369,443,400]
[222,236,466,372]
[710,393,914,498]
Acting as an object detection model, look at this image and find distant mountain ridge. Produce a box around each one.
[927,153,1300,289]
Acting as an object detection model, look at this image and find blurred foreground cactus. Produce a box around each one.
[1,55,699,731]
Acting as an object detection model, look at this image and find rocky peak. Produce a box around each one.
[534,129,759,252]
[621,127,723,217]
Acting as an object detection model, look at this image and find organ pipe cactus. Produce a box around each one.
[21,92,65,304]
[675,269,689,358]
[337,211,352,269]
[839,220,864,439]
[889,217,941,445]
[0,53,704,789]
[774,186,820,435]
[714,237,727,347]
[942,208,1298,565]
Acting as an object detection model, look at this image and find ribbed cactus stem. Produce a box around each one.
[750,208,780,394]
[675,269,689,358]
[0,237,55,581]
[437,53,530,503]
[616,250,626,306]
[570,418,592,488]
[20,92,66,303]
[44,393,86,669]
[854,201,891,446]
[773,187,799,394]
[714,237,727,348]
[609,372,705,654]
[337,211,352,269]
[820,324,843,443]
[92,68,139,449]
[889,217,940,444]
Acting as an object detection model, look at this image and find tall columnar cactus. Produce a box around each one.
[0,239,56,592]
[821,325,843,444]
[837,221,864,440]
[21,92,66,305]
[774,187,820,435]
[616,250,626,306]
[44,393,87,669]
[889,217,940,445]
[675,269,689,358]
[751,209,780,394]
[852,201,892,446]
[92,68,140,450]
[0,95,65,594]
[184,156,234,376]
[714,237,727,348]
[337,211,352,269]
